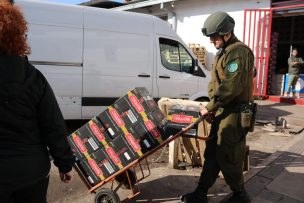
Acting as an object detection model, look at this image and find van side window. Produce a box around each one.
[159,38,194,73]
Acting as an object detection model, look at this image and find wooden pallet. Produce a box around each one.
[188,43,207,65]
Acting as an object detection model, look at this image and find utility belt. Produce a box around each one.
[221,102,257,132]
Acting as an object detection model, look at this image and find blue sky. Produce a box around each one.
[44,0,123,4]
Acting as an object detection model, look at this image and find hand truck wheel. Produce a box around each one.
[115,169,136,189]
[94,188,120,203]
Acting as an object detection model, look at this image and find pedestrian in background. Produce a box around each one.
[0,2,75,203]
[181,11,255,203]
[287,48,304,98]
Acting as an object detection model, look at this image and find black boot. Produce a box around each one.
[180,188,208,203]
[222,190,250,203]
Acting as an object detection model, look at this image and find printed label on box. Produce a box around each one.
[124,152,131,160]
[145,120,161,139]
[171,114,193,124]
[128,94,144,113]
[126,133,141,153]
[143,139,151,148]
[103,159,115,174]
[88,159,103,177]
[88,137,99,151]
[73,134,87,153]
[105,147,121,165]
[109,108,125,127]
[126,109,138,124]
[89,122,105,142]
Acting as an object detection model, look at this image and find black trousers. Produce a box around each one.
[0,176,49,203]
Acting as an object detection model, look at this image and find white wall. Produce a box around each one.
[130,0,270,69]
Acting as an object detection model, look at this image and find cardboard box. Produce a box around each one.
[113,96,142,127]
[147,109,167,127]
[67,117,113,161]
[87,117,113,145]
[128,122,159,153]
[98,88,170,147]
[78,149,118,186]
[68,128,100,161]
[130,87,159,113]
[157,98,209,168]
[108,135,140,166]
[78,159,104,186]
[98,107,124,139]
[166,104,200,136]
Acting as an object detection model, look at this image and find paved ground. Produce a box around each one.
[47,100,304,203]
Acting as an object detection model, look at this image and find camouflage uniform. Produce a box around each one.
[200,35,254,193]
[181,12,254,203]
[287,55,304,96]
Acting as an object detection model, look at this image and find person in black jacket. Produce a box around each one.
[0,2,75,203]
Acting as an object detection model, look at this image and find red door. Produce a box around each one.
[243,9,272,97]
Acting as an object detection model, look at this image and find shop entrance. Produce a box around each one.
[244,3,304,99]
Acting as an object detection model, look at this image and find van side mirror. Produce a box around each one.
[194,59,198,71]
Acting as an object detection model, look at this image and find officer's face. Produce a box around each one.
[292,50,298,57]
[209,34,223,49]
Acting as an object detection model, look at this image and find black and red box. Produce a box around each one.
[78,148,118,186]
[67,117,112,161]
[166,105,200,137]
[130,87,159,113]
[127,122,158,154]
[107,135,140,166]
[98,108,125,139]
[113,96,142,127]
[97,88,170,147]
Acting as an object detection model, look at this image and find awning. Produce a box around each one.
[111,0,177,11]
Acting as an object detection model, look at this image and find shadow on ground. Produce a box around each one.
[247,151,304,203]
[117,175,199,203]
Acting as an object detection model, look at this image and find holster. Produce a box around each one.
[240,103,257,132]
[249,103,257,132]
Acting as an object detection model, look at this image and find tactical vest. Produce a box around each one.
[209,42,254,104]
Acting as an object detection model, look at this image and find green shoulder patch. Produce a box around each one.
[227,63,238,73]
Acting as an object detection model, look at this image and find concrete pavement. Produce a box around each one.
[210,129,304,203]
[47,99,304,203]
[209,100,304,203]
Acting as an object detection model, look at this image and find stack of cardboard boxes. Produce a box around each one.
[68,88,170,186]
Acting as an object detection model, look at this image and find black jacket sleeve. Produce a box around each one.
[36,71,75,173]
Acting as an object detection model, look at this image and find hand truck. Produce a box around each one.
[73,116,207,203]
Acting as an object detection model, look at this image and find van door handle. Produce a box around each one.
[138,74,151,78]
[159,75,170,79]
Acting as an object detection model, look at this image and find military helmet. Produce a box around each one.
[202,11,235,36]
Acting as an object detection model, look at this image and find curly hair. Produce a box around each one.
[0,3,30,55]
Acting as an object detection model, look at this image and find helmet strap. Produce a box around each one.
[221,35,226,47]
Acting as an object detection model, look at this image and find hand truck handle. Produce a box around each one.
[174,115,206,137]
[183,115,205,132]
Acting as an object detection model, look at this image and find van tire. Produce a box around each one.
[195,97,209,102]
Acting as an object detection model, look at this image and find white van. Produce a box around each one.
[16,0,210,120]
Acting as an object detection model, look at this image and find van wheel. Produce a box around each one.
[94,188,120,203]
[196,97,209,102]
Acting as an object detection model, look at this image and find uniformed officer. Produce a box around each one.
[181,12,254,203]
[287,48,304,98]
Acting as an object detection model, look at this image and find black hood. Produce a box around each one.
[0,55,35,102]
